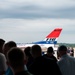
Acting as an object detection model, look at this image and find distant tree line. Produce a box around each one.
[57,43,75,48]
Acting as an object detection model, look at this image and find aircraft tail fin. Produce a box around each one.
[46,28,62,38]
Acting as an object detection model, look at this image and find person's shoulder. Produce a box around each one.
[0,53,5,56]
[24,71,33,75]
[5,67,13,75]
[43,56,57,63]
[69,56,75,61]
[0,53,6,58]
[15,70,33,75]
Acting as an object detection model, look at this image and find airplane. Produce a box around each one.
[17,28,62,51]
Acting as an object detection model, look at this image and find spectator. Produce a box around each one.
[69,47,74,57]
[6,47,33,75]
[0,38,5,53]
[28,45,62,75]
[0,38,7,75]
[57,50,60,60]
[57,45,75,75]
[67,47,71,56]
[3,41,17,75]
[24,47,34,69]
[43,46,57,62]
[3,41,17,57]
[0,52,7,75]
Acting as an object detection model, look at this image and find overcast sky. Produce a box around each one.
[0,0,75,44]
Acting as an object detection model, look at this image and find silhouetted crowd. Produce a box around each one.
[0,38,75,75]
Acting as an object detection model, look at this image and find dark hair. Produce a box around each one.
[7,41,17,48]
[24,47,31,57]
[47,47,54,53]
[0,38,5,53]
[0,38,5,46]
[58,45,67,51]
[3,41,17,56]
[31,45,42,56]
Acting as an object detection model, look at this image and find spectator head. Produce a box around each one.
[47,47,54,54]
[24,46,31,57]
[6,47,26,70]
[3,41,17,57]
[57,45,67,57]
[0,38,5,53]
[31,45,42,58]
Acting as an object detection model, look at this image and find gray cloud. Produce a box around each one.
[0,0,75,19]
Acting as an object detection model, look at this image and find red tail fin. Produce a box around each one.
[46,28,62,38]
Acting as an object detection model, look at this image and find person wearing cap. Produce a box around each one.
[43,46,57,62]
[57,45,75,75]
